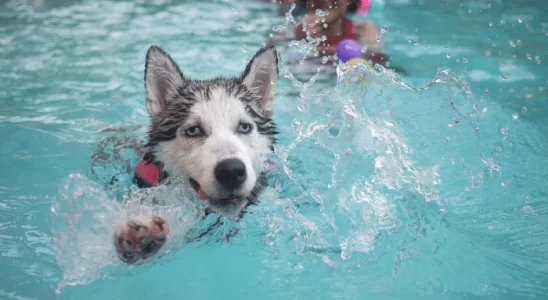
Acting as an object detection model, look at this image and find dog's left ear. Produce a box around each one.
[241,46,278,117]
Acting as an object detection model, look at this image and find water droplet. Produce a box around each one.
[508,40,516,47]
[484,89,489,95]
[329,127,340,137]
[512,112,519,120]
[501,127,508,138]
[500,73,507,80]
[242,45,248,53]
[526,53,532,60]
[489,22,493,27]
[315,9,328,16]
[482,107,487,116]
[522,106,527,113]
[518,18,522,23]
[488,225,494,230]
[444,137,450,143]
[462,58,468,63]
[323,23,328,28]
[386,61,390,67]
[500,19,506,24]
[446,53,452,58]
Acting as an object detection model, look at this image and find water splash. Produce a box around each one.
[51,174,204,292]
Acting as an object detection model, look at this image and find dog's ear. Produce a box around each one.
[241,46,278,116]
[144,45,184,117]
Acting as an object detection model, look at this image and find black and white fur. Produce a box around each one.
[114,45,279,262]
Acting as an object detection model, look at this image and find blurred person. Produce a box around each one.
[271,0,389,66]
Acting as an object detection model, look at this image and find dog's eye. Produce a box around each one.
[238,122,252,134]
[183,126,201,137]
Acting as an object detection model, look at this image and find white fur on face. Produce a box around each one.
[155,87,272,202]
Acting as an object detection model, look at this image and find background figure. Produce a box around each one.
[273,0,388,65]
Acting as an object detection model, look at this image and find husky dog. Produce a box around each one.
[113,45,279,263]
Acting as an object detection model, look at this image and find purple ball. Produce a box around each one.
[336,39,363,63]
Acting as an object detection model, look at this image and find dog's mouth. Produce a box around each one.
[188,178,244,204]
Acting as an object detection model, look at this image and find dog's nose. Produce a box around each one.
[215,158,247,189]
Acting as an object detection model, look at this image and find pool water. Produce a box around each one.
[1,0,547,299]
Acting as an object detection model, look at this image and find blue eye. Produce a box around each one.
[238,122,252,134]
[183,126,201,137]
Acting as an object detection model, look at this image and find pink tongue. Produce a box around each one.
[197,187,209,200]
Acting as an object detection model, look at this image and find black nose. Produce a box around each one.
[215,158,247,189]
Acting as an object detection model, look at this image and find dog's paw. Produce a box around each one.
[113,216,170,264]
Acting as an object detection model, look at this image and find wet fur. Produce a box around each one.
[114,45,279,263]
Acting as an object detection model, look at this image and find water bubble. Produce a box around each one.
[488,225,494,230]
[508,40,516,47]
[242,45,248,53]
[321,56,329,64]
[323,23,328,28]
[518,18,523,23]
[482,107,487,116]
[446,53,452,58]
[361,46,368,53]
[500,73,507,80]
[444,137,450,143]
[232,8,239,14]
[488,3,491,8]
[468,9,472,13]
[484,89,489,95]
[496,146,502,153]
[522,106,527,113]
[535,56,541,64]
[238,26,243,31]
[500,19,505,24]
[526,53,532,60]
[462,58,468,63]
[489,22,493,27]
[386,61,390,67]
[512,113,519,120]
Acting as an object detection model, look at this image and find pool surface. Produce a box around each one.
[1,0,547,299]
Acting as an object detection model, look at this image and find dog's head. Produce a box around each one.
[143,45,278,217]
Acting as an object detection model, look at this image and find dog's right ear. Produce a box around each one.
[144,45,184,117]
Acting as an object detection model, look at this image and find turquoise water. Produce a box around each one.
[1,0,547,299]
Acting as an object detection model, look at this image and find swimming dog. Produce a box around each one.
[113,45,279,263]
